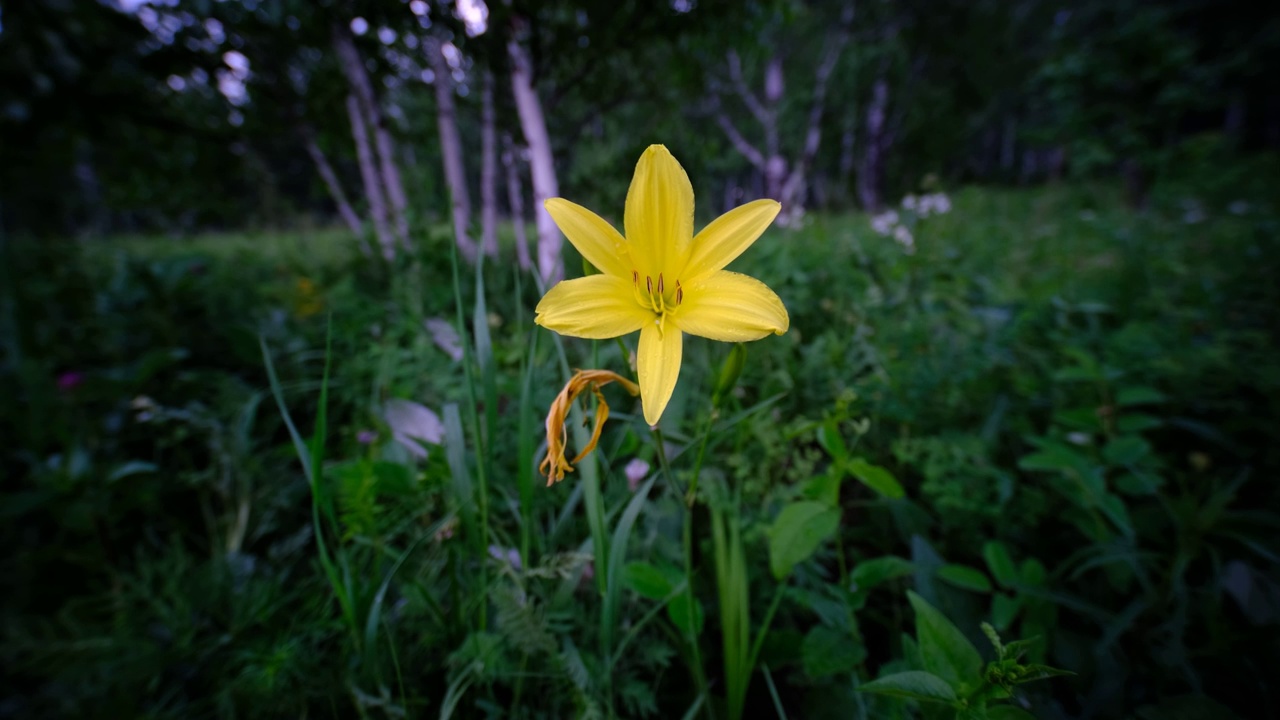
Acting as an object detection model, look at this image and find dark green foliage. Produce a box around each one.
[3,176,1279,717]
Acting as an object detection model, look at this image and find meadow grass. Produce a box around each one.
[3,183,1277,719]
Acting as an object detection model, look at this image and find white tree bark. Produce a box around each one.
[502,133,533,272]
[717,7,850,223]
[425,36,479,264]
[345,94,395,260]
[300,122,371,258]
[333,24,408,251]
[857,77,890,212]
[480,72,499,258]
[508,21,562,284]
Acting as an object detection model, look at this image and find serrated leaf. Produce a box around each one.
[623,562,673,601]
[851,556,915,591]
[847,457,904,498]
[1016,664,1075,682]
[908,590,984,692]
[982,542,1018,588]
[1116,386,1165,406]
[937,564,993,593]
[859,671,958,703]
[768,501,840,580]
[801,626,866,678]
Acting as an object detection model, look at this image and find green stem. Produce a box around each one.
[652,427,710,717]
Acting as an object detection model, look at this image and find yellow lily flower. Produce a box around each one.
[535,144,789,426]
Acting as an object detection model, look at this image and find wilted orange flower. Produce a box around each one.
[541,369,640,485]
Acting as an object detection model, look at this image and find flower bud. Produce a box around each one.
[712,343,747,405]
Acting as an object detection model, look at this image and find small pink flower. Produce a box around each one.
[624,458,650,492]
[56,372,84,392]
[357,429,378,445]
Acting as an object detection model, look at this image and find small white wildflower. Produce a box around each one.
[870,210,899,236]
[1067,431,1092,446]
[892,224,915,254]
[1228,200,1249,216]
[901,194,919,212]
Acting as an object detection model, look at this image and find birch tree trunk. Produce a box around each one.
[480,72,499,259]
[333,24,408,251]
[508,20,562,284]
[857,77,890,212]
[300,122,371,258]
[425,36,479,264]
[502,133,533,272]
[345,94,395,259]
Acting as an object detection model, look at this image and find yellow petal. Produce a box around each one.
[625,145,693,280]
[637,323,683,426]
[673,271,789,342]
[684,199,781,279]
[535,275,651,339]
[544,198,632,279]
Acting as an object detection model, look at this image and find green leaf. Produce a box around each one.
[1103,436,1151,466]
[768,501,840,580]
[991,593,1023,631]
[908,590,984,692]
[1020,559,1047,587]
[1018,445,1086,472]
[847,457,905,498]
[801,626,866,678]
[851,556,915,591]
[937,564,993,593]
[817,420,849,462]
[802,467,842,507]
[623,562,673,601]
[982,542,1018,588]
[667,590,704,636]
[859,671,958,704]
[1116,386,1165,406]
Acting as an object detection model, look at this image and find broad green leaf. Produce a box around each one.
[1020,558,1047,586]
[937,564,993,593]
[859,671,958,704]
[817,420,849,462]
[803,467,842,507]
[801,626,866,678]
[847,457,905,498]
[1018,445,1086,472]
[1097,493,1134,536]
[1103,436,1151,466]
[908,590,984,692]
[667,590,704,636]
[623,561,673,601]
[982,542,1018,588]
[768,501,840,580]
[851,556,915,591]
[991,593,1023,631]
[1116,386,1165,406]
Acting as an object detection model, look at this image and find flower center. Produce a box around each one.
[632,270,683,337]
